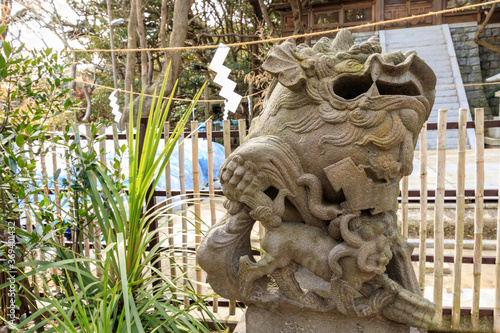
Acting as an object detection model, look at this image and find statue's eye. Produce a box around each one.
[346,60,358,67]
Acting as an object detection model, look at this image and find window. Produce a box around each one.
[314,11,340,26]
[385,0,405,5]
[345,7,372,23]
[284,14,309,30]
[446,0,476,8]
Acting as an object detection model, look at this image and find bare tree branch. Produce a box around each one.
[289,0,305,43]
[78,83,93,123]
[160,0,169,55]
[474,3,500,54]
[258,0,278,37]
[147,50,153,84]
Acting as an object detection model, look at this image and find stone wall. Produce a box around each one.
[478,23,500,116]
[449,22,492,118]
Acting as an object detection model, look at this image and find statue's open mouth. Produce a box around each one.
[333,74,422,100]
[331,52,435,109]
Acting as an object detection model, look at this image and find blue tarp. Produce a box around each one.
[36,137,226,191]
[156,138,225,191]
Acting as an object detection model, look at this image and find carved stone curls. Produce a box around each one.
[197,28,437,331]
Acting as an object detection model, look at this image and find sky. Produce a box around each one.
[10,0,81,51]
[9,0,212,52]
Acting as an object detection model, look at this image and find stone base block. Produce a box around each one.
[238,305,410,333]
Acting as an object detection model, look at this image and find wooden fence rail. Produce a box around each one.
[27,110,500,331]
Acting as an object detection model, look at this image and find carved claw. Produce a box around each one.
[272,263,321,308]
[221,154,289,228]
[271,263,304,301]
[378,274,401,294]
[221,155,268,201]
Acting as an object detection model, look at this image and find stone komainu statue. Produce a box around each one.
[197,29,437,330]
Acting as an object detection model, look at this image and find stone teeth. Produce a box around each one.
[370,70,379,83]
[368,82,380,96]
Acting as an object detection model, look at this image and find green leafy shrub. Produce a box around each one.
[0,29,222,331]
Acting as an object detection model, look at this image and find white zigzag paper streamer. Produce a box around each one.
[109,90,120,123]
[209,43,242,120]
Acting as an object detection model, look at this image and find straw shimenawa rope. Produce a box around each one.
[73,78,500,103]
[65,0,500,54]
[68,1,500,103]
[72,79,263,103]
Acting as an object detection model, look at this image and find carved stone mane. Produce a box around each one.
[197,29,437,332]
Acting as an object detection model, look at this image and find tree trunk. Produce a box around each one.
[157,0,190,118]
[289,0,305,43]
[136,0,150,86]
[122,0,138,128]
[120,0,191,126]
[160,0,169,50]
[142,0,191,119]
[248,0,263,21]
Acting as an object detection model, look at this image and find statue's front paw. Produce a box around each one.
[301,291,322,307]
[220,155,268,201]
[355,303,373,318]
[382,288,437,330]
[379,275,401,294]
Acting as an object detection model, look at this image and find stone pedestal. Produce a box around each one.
[235,305,410,333]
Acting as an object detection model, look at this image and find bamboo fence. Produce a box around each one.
[496,125,500,332]
[192,121,203,295]
[472,108,485,331]
[419,123,428,291]
[451,108,467,329]
[22,109,500,330]
[434,108,448,327]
